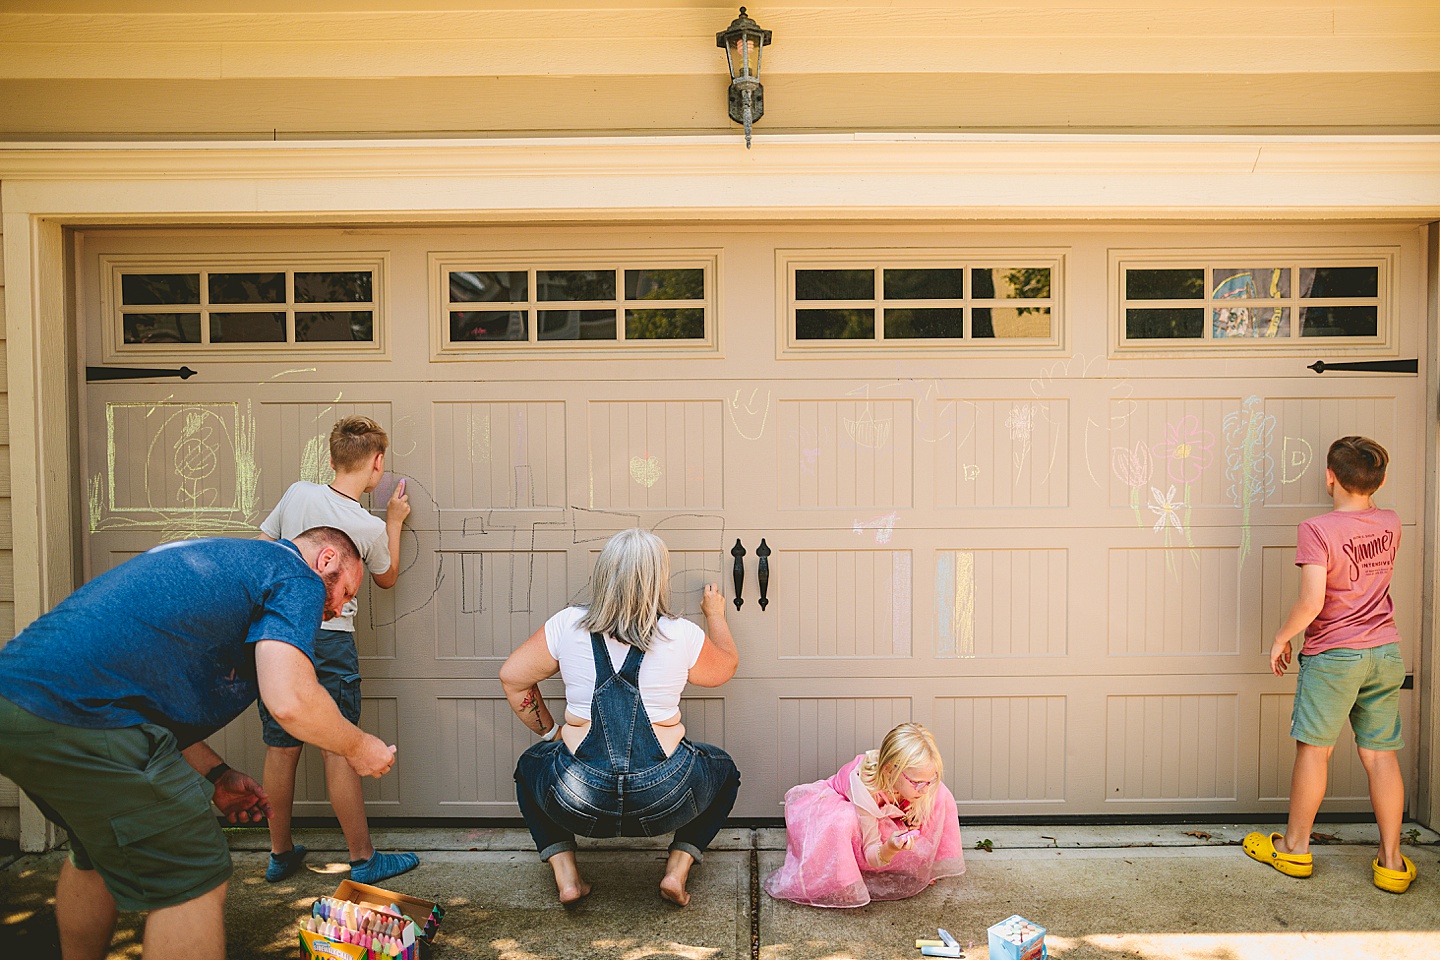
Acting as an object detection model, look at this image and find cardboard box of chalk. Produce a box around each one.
[986,914,1046,960]
[299,879,445,960]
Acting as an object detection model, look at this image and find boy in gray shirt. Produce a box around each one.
[257,415,418,884]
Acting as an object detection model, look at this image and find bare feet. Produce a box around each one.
[548,851,592,908]
[558,879,592,907]
[660,849,694,906]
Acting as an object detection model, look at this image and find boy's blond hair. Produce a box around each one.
[860,722,944,827]
[330,416,389,472]
[1328,436,1388,495]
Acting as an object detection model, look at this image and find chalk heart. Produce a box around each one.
[629,455,662,488]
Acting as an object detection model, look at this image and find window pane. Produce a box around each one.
[1213,268,1289,299]
[975,306,1051,338]
[1213,306,1290,338]
[208,272,284,304]
[795,269,874,301]
[210,312,285,343]
[971,267,1051,300]
[296,311,374,342]
[796,309,874,339]
[625,308,704,339]
[122,313,200,344]
[451,310,527,342]
[1126,308,1204,339]
[625,269,704,301]
[1301,267,1379,299]
[450,271,527,303]
[296,271,372,303]
[884,308,963,338]
[883,269,963,300]
[1126,269,1204,301]
[536,271,615,302]
[121,274,199,305]
[1299,305,1378,337]
[538,309,616,340]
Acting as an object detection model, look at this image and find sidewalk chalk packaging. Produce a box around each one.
[298,879,444,960]
[987,915,1046,960]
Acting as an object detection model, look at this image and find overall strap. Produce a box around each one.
[617,642,645,685]
[589,631,617,683]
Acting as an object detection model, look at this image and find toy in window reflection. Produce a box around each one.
[1212,269,1286,338]
[142,330,184,344]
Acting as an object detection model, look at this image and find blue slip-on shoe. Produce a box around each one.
[350,850,420,885]
[265,845,308,883]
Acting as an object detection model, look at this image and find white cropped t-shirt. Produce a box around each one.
[544,606,706,723]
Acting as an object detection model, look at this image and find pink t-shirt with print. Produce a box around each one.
[1294,507,1400,656]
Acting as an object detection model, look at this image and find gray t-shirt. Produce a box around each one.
[260,481,390,631]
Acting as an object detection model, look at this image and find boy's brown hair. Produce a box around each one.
[329,416,389,472]
[1327,435,1388,495]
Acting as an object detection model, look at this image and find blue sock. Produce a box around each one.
[350,850,420,885]
[265,844,308,883]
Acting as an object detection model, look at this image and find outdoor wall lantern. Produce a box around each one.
[716,7,772,148]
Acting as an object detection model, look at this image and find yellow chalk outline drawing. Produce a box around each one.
[94,400,259,540]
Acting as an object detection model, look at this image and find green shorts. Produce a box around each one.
[1291,643,1405,751]
[0,696,232,911]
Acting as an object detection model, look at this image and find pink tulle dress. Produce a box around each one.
[764,752,966,908]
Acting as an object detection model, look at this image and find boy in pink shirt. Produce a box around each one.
[1244,437,1415,893]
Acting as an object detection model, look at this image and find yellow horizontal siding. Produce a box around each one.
[3,35,1437,79]
[2,72,1437,140]
[3,5,1438,44]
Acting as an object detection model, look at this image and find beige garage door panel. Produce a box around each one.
[78,226,1426,820]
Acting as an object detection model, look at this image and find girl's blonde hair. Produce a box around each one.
[859,722,943,827]
[578,528,673,652]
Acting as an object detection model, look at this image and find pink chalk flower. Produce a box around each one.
[1152,416,1215,484]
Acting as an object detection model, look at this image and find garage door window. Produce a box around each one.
[784,258,1059,350]
[108,258,382,357]
[1119,259,1387,346]
[437,256,715,355]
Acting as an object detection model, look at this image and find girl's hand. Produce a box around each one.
[884,828,918,856]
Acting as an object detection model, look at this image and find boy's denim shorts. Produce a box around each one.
[1292,642,1404,751]
[256,629,361,748]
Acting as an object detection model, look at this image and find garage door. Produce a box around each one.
[77,223,1426,819]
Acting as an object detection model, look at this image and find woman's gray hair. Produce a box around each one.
[578,528,673,651]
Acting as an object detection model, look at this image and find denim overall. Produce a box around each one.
[515,632,741,862]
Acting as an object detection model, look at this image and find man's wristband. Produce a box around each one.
[204,762,231,785]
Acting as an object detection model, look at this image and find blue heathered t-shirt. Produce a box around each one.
[0,537,326,747]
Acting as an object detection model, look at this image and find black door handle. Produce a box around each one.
[756,539,771,610]
[730,539,746,610]
[1308,359,1417,375]
[87,365,197,382]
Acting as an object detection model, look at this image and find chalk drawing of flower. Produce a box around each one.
[1111,442,1153,489]
[1148,485,1184,533]
[1152,416,1215,484]
[1003,403,1040,443]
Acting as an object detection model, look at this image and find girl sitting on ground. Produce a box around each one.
[764,722,965,908]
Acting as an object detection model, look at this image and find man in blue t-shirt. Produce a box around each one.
[0,527,397,960]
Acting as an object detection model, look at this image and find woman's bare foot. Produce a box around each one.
[548,851,592,907]
[660,849,695,906]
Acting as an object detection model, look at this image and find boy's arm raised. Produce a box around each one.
[372,478,409,589]
[1270,564,1327,676]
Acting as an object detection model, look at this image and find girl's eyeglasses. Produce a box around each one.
[901,771,936,791]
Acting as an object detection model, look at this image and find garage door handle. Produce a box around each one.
[731,539,746,610]
[86,365,198,382]
[756,538,771,611]
[1308,359,1417,375]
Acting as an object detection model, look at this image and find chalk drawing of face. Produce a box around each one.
[1153,415,1215,484]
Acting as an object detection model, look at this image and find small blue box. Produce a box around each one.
[987,915,1046,960]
